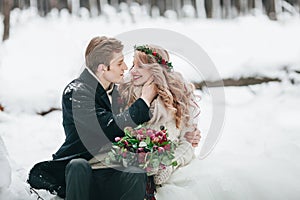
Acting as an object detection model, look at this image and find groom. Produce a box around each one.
[28,36,156,200]
[56,36,158,200]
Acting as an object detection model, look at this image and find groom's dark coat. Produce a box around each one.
[28,69,150,197]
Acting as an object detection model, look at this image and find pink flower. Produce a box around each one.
[158,147,165,153]
[137,134,144,141]
[145,167,152,173]
[150,134,155,140]
[122,152,127,158]
[164,144,171,151]
[137,147,144,153]
[140,127,147,133]
[146,130,153,136]
[138,152,146,163]
[160,164,166,170]
[115,137,121,142]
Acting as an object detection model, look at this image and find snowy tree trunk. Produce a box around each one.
[157,0,166,15]
[99,0,108,13]
[223,0,232,18]
[212,0,221,18]
[2,0,11,41]
[182,0,196,17]
[140,0,151,16]
[110,0,118,8]
[165,0,174,10]
[89,0,98,16]
[240,0,248,14]
[205,0,213,17]
[57,0,70,12]
[0,0,2,14]
[17,0,26,9]
[248,0,255,11]
[195,0,206,18]
[274,0,282,16]
[255,0,264,13]
[70,0,79,15]
[37,0,50,16]
[233,0,241,15]
[265,0,278,19]
[49,0,58,10]
[174,0,182,17]
[30,0,37,8]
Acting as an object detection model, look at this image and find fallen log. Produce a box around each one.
[193,77,281,89]
[294,70,300,74]
[37,108,61,116]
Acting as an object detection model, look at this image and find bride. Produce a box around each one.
[119,44,204,200]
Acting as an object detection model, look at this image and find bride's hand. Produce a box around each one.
[141,76,157,107]
[184,125,201,147]
[154,166,173,185]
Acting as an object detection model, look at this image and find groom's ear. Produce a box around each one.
[97,64,108,73]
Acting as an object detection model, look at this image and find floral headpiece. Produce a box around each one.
[134,45,173,72]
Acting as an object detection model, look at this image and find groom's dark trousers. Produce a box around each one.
[65,158,147,200]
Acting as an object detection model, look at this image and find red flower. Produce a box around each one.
[152,52,157,56]
[161,59,166,65]
[123,140,129,146]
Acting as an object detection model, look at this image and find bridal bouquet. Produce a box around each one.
[106,125,177,175]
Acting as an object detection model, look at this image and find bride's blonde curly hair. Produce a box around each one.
[119,45,197,129]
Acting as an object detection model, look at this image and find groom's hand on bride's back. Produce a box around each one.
[141,76,157,107]
[184,125,201,147]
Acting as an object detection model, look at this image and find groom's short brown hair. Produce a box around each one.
[85,36,123,73]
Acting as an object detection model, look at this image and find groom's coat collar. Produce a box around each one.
[79,68,115,109]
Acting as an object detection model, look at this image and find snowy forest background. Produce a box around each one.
[0,0,300,200]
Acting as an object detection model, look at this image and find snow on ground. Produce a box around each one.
[1,82,300,200]
[0,7,300,200]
